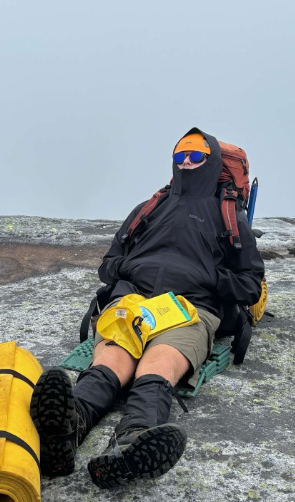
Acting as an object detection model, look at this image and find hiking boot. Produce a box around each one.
[87,423,187,489]
[30,367,88,476]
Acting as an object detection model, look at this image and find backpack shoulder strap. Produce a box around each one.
[231,306,253,365]
[128,184,171,238]
[219,186,242,251]
[80,295,98,342]
[121,183,172,252]
[79,284,114,342]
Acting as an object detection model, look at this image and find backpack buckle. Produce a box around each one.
[159,184,171,193]
[224,188,237,201]
[233,236,242,250]
[220,229,233,238]
[121,233,129,244]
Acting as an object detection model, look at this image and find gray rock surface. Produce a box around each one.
[0,216,295,501]
[0,215,122,246]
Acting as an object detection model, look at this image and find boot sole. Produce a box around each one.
[87,423,187,488]
[30,367,76,476]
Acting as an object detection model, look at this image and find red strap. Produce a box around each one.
[128,189,167,237]
[220,188,242,250]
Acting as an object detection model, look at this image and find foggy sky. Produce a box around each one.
[1,0,294,221]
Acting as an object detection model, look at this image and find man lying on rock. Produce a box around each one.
[30,127,264,489]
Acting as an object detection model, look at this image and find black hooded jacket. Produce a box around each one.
[98,127,265,318]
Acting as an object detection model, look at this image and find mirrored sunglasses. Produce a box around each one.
[173,151,208,164]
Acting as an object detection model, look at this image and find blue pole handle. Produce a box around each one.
[247,177,258,227]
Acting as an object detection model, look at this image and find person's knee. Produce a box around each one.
[135,344,190,386]
[93,340,138,387]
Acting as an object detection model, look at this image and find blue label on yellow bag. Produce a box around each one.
[140,306,156,329]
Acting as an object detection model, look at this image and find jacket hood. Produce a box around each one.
[171,127,222,197]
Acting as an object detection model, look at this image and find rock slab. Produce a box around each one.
[0,216,294,501]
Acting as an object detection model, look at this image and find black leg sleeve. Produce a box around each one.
[74,364,121,429]
[115,374,173,436]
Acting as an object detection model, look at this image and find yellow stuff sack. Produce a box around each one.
[96,292,200,358]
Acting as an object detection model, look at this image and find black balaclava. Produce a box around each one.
[171,127,223,198]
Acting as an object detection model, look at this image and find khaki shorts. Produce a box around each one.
[92,298,220,389]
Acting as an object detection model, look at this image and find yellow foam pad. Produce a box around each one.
[0,341,43,502]
[249,281,268,324]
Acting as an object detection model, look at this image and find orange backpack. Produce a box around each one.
[217,141,250,249]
